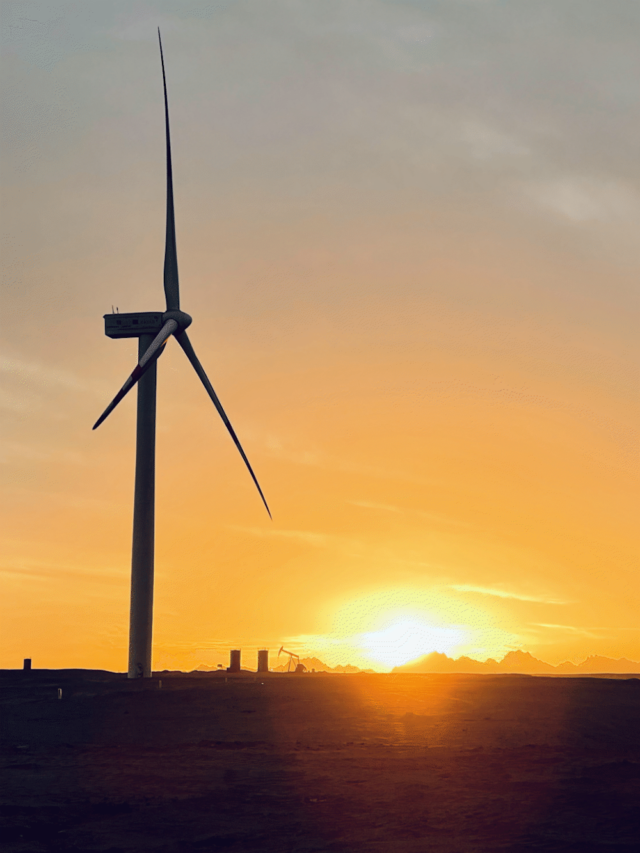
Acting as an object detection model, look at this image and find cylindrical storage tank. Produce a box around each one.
[229,649,241,672]
[23,658,32,671]
[257,649,269,673]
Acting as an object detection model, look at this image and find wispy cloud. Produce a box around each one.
[0,440,85,466]
[533,623,599,638]
[264,441,426,487]
[349,499,473,529]
[282,633,344,649]
[0,352,104,415]
[230,526,329,547]
[259,433,440,488]
[523,176,640,225]
[0,558,126,583]
[449,584,570,605]
[349,499,401,513]
[461,120,530,162]
[0,354,93,394]
[262,435,322,467]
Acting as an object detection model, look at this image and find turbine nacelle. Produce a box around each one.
[104,311,164,339]
[103,310,192,340]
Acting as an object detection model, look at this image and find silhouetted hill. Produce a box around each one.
[272,657,374,674]
[193,657,373,674]
[393,651,640,675]
[499,651,556,673]
[391,651,490,674]
[555,655,640,674]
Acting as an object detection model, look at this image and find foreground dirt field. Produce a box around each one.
[2,670,639,852]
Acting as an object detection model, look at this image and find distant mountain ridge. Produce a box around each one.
[392,650,640,675]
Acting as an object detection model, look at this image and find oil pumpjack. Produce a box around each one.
[278,647,306,673]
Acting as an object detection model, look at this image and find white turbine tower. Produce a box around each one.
[94,31,270,679]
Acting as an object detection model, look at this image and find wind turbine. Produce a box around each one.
[94,30,270,679]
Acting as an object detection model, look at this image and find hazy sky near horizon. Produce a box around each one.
[1,0,638,671]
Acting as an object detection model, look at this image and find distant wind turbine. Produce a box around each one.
[94,30,270,679]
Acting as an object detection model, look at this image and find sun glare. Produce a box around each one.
[359,618,466,668]
[320,587,512,670]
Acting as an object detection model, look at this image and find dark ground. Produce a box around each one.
[1,669,639,852]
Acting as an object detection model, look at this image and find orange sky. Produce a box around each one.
[1,2,638,672]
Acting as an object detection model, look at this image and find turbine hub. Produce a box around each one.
[163,309,192,331]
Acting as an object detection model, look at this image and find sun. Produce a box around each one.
[324,588,483,670]
[314,587,517,671]
[358,617,466,669]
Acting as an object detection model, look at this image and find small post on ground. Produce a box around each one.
[23,658,32,672]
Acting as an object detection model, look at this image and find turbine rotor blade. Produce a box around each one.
[175,330,272,518]
[158,29,180,312]
[93,319,178,430]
